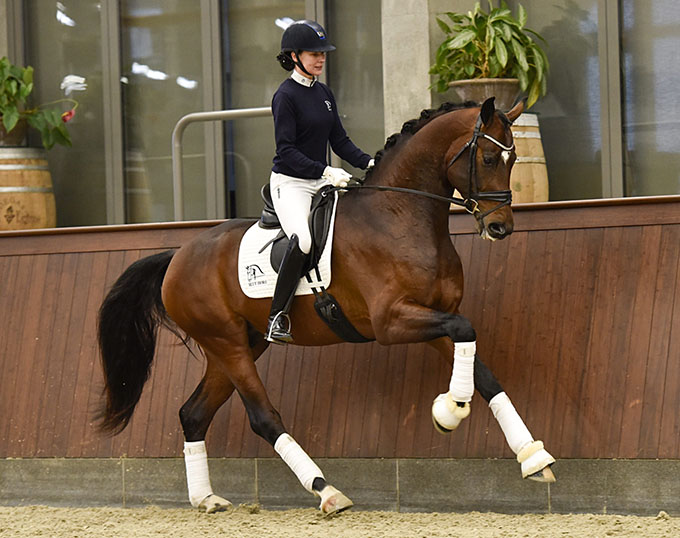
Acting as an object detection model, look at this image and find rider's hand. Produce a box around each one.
[366,158,375,169]
[322,166,352,188]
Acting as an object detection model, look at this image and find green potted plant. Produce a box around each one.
[0,56,77,149]
[430,1,549,109]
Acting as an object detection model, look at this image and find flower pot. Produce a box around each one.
[0,118,28,146]
[510,113,548,203]
[0,147,56,230]
[448,78,521,111]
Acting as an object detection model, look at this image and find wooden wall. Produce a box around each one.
[1,198,679,460]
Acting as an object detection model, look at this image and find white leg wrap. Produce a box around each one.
[489,392,555,478]
[449,341,476,402]
[488,391,533,455]
[275,433,324,494]
[184,441,214,507]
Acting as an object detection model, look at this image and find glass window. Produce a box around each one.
[621,0,680,196]
[327,2,385,176]
[121,1,207,222]
[511,0,603,201]
[221,1,305,218]
[25,1,107,226]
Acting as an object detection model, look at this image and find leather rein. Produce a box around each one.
[336,113,515,220]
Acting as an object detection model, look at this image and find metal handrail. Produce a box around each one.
[171,107,273,220]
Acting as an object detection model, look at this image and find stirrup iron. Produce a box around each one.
[266,311,293,344]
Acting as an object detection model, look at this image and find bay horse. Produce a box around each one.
[97,97,555,514]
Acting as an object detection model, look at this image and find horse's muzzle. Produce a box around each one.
[478,218,513,241]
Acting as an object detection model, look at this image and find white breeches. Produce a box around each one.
[270,171,330,254]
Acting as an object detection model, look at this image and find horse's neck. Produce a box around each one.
[366,136,453,223]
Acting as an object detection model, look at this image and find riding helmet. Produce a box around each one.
[280,20,336,53]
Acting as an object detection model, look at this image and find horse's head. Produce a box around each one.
[446,97,524,241]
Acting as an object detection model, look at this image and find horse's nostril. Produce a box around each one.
[488,222,506,236]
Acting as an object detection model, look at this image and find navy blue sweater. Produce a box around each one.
[271,77,371,179]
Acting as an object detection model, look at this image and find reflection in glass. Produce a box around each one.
[121,1,206,222]
[25,1,106,226]
[621,0,680,196]
[513,0,602,201]
[221,1,305,218]
[327,2,385,175]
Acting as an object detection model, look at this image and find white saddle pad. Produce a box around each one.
[237,195,337,299]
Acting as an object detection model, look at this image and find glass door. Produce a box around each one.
[120,1,208,222]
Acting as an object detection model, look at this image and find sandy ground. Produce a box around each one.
[0,505,678,538]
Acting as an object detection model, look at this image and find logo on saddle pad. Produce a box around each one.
[245,264,266,288]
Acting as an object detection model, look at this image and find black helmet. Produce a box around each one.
[280,20,336,53]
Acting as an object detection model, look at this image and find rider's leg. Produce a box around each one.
[269,172,320,255]
[265,234,308,344]
[266,174,323,343]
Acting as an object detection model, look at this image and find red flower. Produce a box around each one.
[61,109,75,123]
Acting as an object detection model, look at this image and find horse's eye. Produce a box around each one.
[482,154,496,166]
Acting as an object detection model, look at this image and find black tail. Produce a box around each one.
[97,250,175,434]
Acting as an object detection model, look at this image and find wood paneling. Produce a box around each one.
[2,198,680,460]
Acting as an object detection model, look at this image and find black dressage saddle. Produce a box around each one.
[259,183,335,274]
[257,183,373,344]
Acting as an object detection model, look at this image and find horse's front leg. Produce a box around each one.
[373,304,555,483]
[373,305,479,432]
[428,336,555,482]
[474,355,556,482]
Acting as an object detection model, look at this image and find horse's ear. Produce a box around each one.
[480,97,496,126]
[506,99,525,123]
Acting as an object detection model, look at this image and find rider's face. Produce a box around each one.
[293,51,326,78]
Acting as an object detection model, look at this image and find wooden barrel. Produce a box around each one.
[0,148,56,230]
[510,113,549,203]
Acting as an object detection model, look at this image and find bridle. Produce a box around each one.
[340,111,515,220]
[445,114,514,218]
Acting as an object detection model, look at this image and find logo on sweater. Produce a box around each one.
[324,100,332,112]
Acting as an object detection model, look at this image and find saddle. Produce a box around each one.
[258,183,372,344]
[259,183,335,274]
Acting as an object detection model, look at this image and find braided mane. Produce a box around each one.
[367,101,477,177]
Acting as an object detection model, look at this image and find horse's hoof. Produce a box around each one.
[431,393,470,434]
[517,440,556,482]
[318,485,353,515]
[527,465,556,483]
[198,494,233,514]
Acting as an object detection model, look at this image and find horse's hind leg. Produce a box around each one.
[192,327,352,515]
[179,356,239,513]
[234,356,353,514]
[178,330,270,513]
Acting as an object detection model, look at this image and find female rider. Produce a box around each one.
[266,20,374,344]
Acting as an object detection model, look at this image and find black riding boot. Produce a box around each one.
[265,235,308,344]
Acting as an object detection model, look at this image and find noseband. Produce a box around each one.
[446,114,514,218]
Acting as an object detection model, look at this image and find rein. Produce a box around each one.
[337,112,514,219]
